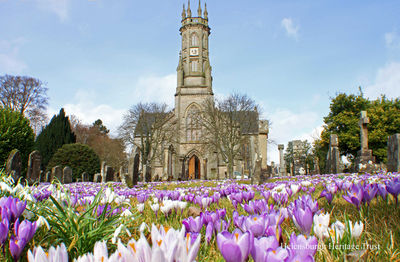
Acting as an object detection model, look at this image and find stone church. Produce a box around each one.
[131,1,269,181]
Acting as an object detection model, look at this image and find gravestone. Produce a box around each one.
[63,166,73,184]
[105,166,114,182]
[52,166,62,182]
[132,153,140,186]
[388,134,400,172]
[26,151,41,185]
[252,157,263,184]
[313,157,320,175]
[326,134,341,174]
[6,149,21,182]
[81,172,90,182]
[278,144,286,176]
[100,161,107,183]
[354,111,377,172]
[271,161,276,176]
[45,171,51,182]
[93,173,102,183]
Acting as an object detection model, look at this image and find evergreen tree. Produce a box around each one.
[35,108,76,168]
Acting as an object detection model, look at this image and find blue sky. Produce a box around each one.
[1,0,400,163]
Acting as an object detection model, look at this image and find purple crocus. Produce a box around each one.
[243,215,268,238]
[319,189,333,204]
[386,178,400,205]
[377,184,387,200]
[342,183,364,209]
[182,216,203,233]
[250,235,279,262]
[14,219,37,244]
[0,218,9,245]
[287,233,318,261]
[217,229,252,262]
[205,222,213,243]
[292,206,313,235]
[265,247,289,262]
[9,236,27,261]
[362,184,378,205]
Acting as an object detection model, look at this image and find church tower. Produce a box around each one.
[175,0,213,117]
[174,0,214,180]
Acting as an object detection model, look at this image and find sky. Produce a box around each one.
[1,0,400,164]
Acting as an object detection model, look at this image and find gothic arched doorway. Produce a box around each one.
[188,155,200,180]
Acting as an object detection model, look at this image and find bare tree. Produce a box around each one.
[0,75,48,114]
[201,93,260,179]
[26,107,48,135]
[118,102,174,182]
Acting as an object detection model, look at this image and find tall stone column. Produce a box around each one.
[278,144,286,176]
[355,111,376,172]
[326,134,341,174]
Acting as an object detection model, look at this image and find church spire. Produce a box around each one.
[204,2,208,20]
[182,4,186,20]
[187,0,192,17]
[197,0,202,17]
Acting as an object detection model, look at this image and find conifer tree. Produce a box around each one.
[35,108,76,168]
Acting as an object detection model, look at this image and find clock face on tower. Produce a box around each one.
[190,48,199,56]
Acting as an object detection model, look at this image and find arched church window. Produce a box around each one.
[203,35,207,48]
[186,105,201,142]
[191,33,198,46]
[191,61,198,72]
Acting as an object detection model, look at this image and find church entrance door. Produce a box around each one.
[188,155,200,180]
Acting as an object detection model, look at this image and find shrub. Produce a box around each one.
[47,143,100,180]
[0,107,34,172]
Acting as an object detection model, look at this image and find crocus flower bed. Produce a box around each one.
[0,171,400,261]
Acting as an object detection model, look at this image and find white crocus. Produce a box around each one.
[313,213,330,239]
[121,209,134,218]
[349,221,364,239]
[290,184,300,195]
[28,243,68,262]
[137,203,145,213]
[329,221,345,241]
[36,216,50,230]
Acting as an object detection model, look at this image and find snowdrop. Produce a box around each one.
[112,224,131,244]
[36,216,50,230]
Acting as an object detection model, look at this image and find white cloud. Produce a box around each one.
[267,108,322,164]
[49,89,125,136]
[364,62,400,99]
[133,74,176,107]
[281,18,299,40]
[385,31,400,49]
[35,0,70,22]
[0,38,27,74]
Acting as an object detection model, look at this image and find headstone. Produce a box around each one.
[81,172,90,182]
[51,166,62,182]
[26,151,41,185]
[63,166,73,184]
[93,173,102,183]
[326,134,341,174]
[252,157,262,184]
[5,149,21,183]
[100,161,107,183]
[105,166,114,182]
[354,111,377,173]
[388,134,400,172]
[45,171,51,182]
[132,154,140,186]
[278,144,286,176]
[271,161,276,176]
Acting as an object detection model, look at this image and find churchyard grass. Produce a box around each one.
[0,170,399,261]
